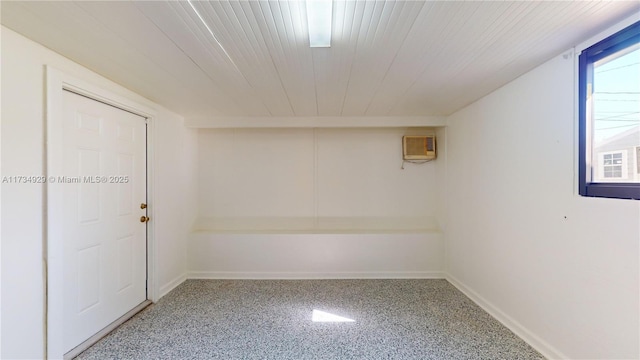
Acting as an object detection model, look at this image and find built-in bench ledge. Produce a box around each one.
[192,217,441,234]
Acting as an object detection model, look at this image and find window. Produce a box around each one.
[599,151,626,180]
[579,21,640,199]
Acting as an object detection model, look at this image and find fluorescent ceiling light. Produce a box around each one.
[306,0,332,47]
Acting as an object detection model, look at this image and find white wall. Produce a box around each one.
[154,112,198,297]
[189,232,444,279]
[0,27,197,358]
[434,127,448,232]
[0,12,3,359]
[197,127,438,229]
[191,127,443,277]
[444,46,639,359]
[198,128,315,221]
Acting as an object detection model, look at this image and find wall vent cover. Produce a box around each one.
[403,136,436,160]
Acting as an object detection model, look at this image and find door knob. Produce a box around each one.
[140,203,147,209]
[140,216,150,223]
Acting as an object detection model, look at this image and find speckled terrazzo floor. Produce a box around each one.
[75,279,544,360]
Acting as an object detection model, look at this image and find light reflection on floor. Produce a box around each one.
[311,309,355,323]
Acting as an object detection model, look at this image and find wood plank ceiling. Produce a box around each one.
[2,1,639,122]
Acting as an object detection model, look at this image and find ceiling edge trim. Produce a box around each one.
[185,116,446,128]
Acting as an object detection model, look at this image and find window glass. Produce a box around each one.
[591,47,640,184]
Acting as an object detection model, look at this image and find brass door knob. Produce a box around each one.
[140,216,150,223]
[140,203,147,209]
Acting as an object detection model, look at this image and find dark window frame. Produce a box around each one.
[578,21,640,200]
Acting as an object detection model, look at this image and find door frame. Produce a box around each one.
[45,66,158,359]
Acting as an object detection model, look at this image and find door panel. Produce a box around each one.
[62,90,147,353]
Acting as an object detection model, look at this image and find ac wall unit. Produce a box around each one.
[403,136,436,160]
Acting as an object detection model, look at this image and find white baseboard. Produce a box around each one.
[445,273,567,360]
[159,273,187,298]
[187,271,445,280]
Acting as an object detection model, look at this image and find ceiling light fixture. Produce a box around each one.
[306,0,332,48]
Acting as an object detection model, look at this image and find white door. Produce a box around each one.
[62,90,147,353]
